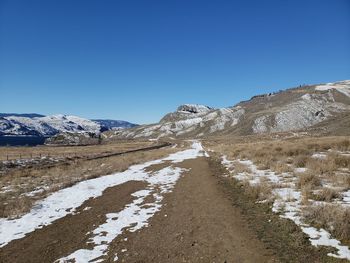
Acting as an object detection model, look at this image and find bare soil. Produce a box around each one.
[107,157,277,263]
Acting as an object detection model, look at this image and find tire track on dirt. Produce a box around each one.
[107,157,278,263]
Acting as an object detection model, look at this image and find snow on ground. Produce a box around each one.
[315,80,350,98]
[343,190,350,205]
[221,156,350,260]
[121,106,244,139]
[0,141,208,262]
[58,167,185,263]
[311,152,327,159]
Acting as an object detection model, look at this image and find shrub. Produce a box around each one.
[314,187,341,202]
[302,204,350,242]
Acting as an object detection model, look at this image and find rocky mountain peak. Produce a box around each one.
[176,104,213,114]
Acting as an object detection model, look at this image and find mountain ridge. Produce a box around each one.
[106,80,350,140]
[0,114,137,137]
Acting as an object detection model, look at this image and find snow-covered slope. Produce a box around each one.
[0,115,100,136]
[315,80,350,98]
[0,116,58,136]
[0,114,137,137]
[93,119,137,131]
[39,115,101,134]
[108,80,350,139]
[108,104,245,139]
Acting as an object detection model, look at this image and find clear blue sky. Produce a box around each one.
[1,0,349,124]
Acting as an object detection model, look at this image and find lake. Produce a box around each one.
[0,136,47,146]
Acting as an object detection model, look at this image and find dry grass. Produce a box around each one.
[337,173,350,189]
[206,136,350,161]
[297,171,321,189]
[205,135,350,244]
[270,161,293,173]
[293,155,309,168]
[0,140,155,161]
[305,158,337,176]
[207,136,350,192]
[0,143,179,218]
[240,178,273,202]
[313,187,341,202]
[300,185,313,205]
[232,161,251,173]
[303,204,350,242]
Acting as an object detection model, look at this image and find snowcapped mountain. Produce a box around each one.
[92,119,138,132]
[39,115,101,134]
[0,114,136,137]
[108,80,350,139]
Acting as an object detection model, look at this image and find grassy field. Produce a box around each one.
[204,135,350,246]
[0,140,182,218]
[0,140,156,161]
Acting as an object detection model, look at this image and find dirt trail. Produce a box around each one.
[0,155,279,263]
[107,157,277,263]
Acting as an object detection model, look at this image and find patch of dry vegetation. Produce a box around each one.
[297,171,321,189]
[313,187,341,202]
[240,178,273,202]
[0,143,179,218]
[0,140,155,161]
[204,135,350,243]
[232,161,251,173]
[303,204,350,243]
[206,136,350,167]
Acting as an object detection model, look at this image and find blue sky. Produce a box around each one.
[1,0,349,124]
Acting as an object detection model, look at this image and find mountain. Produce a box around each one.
[107,80,350,139]
[0,114,100,137]
[92,119,138,132]
[0,114,136,137]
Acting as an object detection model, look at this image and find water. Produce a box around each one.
[0,136,47,146]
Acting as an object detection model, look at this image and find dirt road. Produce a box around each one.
[0,145,332,262]
[107,157,277,263]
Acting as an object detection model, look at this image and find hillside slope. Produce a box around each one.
[107,80,350,139]
[0,114,136,137]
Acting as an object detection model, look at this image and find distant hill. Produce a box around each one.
[107,80,350,139]
[0,114,138,137]
[92,119,138,132]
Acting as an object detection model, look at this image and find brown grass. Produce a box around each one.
[293,155,309,168]
[306,158,337,176]
[313,187,341,202]
[0,140,155,161]
[297,171,321,189]
[241,178,273,202]
[205,135,350,244]
[0,143,179,218]
[303,204,350,242]
[270,161,293,173]
[233,161,251,173]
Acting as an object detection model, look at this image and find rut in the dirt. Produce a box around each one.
[106,157,277,263]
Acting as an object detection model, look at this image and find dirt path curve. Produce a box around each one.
[0,154,278,263]
[107,157,277,263]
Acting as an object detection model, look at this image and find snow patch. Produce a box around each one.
[315,81,350,98]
